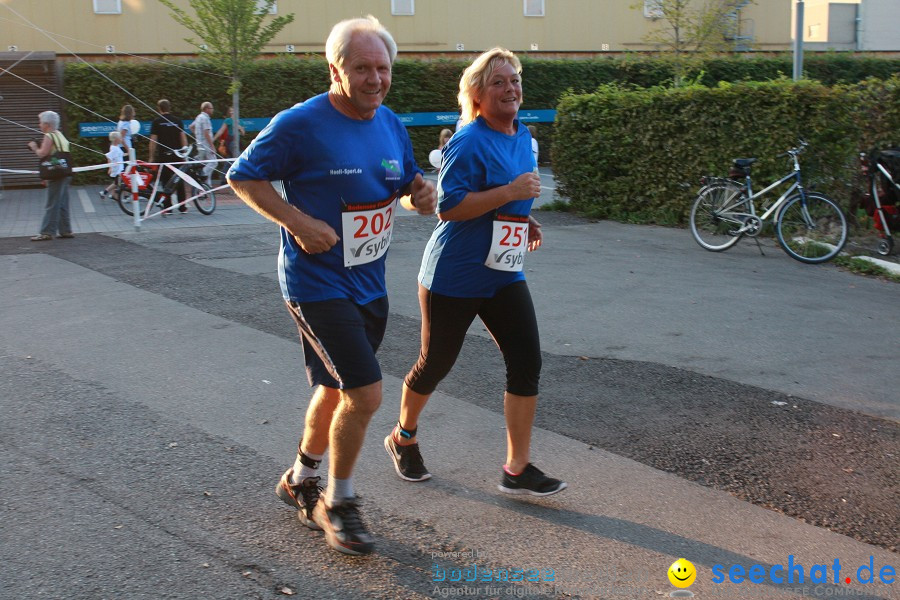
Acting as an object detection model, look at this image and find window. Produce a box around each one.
[524,0,544,17]
[255,0,277,14]
[643,0,664,19]
[392,0,414,16]
[93,0,121,15]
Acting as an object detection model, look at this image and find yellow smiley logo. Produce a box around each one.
[668,558,697,588]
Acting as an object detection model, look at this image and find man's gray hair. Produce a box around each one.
[325,15,397,68]
[38,110,60,129]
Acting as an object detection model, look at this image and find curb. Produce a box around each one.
[854,254,900,276]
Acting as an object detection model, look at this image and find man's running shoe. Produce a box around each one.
[498,463,567,497]
[275,468,323,530]
[384,434,432,482]
[312,498,375,555]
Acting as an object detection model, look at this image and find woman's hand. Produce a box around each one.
[507,171,542,202]
[527,215,543,251]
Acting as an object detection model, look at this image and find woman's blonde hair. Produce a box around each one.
[457,47,521,127]
[119,104,135,121]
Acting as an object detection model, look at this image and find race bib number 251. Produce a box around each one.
[342,197,397,267]
[485,214,529,272]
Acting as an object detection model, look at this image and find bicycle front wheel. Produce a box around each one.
[776,192,847,264]
[189,182,216,215]
[116,185,151,217]
[689,181,749,252]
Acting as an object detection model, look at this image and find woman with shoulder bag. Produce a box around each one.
[27,111,74,241]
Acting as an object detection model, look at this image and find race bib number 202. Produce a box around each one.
[341,196,397,267]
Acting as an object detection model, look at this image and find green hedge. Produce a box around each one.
[551,76,900,224]
[61,54,900,183]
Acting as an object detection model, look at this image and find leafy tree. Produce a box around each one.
[157,0,294,155]
[636,0,754,86]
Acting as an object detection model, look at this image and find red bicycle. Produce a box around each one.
[116,145,216,218]
[858,148,900,256]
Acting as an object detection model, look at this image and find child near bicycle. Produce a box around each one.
[100,130,124,201]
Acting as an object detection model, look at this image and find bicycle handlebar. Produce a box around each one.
[780,140,809,159]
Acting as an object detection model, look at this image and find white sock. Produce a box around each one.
[324,477,354,507]
[290,449,324,485]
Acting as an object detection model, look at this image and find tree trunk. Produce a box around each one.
[230,83,240,160]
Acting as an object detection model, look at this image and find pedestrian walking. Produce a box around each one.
[100,130,124,201]
[190,101,216,186]
[149,99,189,212]
[117,104,136,155]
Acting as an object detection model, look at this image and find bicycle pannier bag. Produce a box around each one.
[38,132,74,180]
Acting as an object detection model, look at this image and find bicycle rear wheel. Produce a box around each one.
[689,181,749,252]
[189,181,216,215]
[775,192,847,264]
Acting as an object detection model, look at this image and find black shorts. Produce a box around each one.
[286,296,388,390]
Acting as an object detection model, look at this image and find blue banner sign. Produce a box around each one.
[78,118,261,138]
[78,111,556,138]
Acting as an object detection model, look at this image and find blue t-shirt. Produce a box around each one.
[419,117,536,297]
[228,93,421,303]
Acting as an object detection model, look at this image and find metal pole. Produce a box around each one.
[130,147,140,231]
[793,0,805,81]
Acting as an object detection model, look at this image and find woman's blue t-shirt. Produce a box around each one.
[419,117,536,298]
[228,93,420,304]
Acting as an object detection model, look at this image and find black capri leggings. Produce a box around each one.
[404,280,541,397]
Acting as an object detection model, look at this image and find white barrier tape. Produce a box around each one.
[0,157,235,176]
[126,163,232,222]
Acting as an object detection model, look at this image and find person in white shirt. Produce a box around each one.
[116,104,135,155]
[190,101,216,185]
[100,130,124,200]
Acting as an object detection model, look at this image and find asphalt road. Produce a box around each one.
[0,205,897,600]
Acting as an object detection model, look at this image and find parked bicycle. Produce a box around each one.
[689,141,847,264]
[116,145,216,218]
[858,148,899,256]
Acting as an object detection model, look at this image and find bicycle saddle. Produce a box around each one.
[733,158,757,167]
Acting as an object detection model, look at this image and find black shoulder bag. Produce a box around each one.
[38,131,74,180]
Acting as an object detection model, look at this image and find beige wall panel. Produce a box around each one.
[1,0,792,56]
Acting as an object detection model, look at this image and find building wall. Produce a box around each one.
[827,4,857,46]
[794,0,899,52]
[802,1,832,42]
[858,0,900,51]
[2,0,792,57]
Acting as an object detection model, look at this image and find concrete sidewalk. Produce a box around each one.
[0,166,566,238]
[0,183,269,238]
[1,252,896,599]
